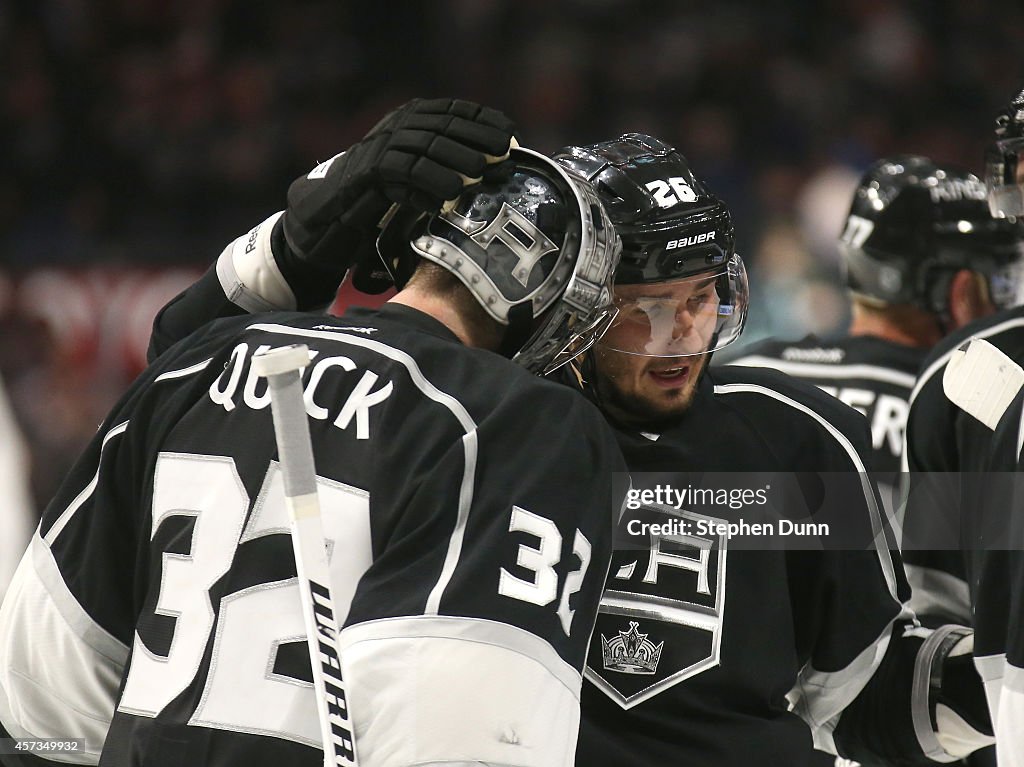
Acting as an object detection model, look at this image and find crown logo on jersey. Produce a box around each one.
[601,621,664,675]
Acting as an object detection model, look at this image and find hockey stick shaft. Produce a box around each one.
[253,345,359,767]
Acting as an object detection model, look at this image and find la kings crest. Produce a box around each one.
[586,506,727,709]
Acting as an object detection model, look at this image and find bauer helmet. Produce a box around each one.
[553,133,748,357]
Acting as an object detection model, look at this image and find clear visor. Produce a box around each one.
[600,253,749,357]
[985,137,1024,218]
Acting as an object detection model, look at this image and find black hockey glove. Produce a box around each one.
[832,623,992,765]
[276,97,517,303]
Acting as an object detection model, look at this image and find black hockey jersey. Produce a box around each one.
[577,365,909,767]
[0,305,627,767]
[902,306,1024,627]
[966,387,1024,767]
[726,334,925,485]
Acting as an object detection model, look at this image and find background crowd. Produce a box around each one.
[1,0,1022,522]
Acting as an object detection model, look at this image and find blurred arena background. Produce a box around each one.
[1,0,1023,587]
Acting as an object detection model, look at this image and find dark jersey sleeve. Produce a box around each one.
[699,367,914,758]
[147,213,342,363]
[148,262,248,362]
[901,346,976,625]
[968,389,1024,765]
[770,385,913,759]
[903,309,1024,628]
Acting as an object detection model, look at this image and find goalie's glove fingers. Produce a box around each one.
[396,113,515,157]
[377,151,467,210]
[404,97,516,131]
[438,114,515,157]
[436,99,518,141]
[386,129,494,180]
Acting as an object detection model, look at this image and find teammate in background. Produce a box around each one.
[135,129,996,766]
[0,100,629,767]
[947,347,1024,767]
[902,91,1024,656]
[554,137,993,767]
[901,86,1024,767]
[726,155,1024,525]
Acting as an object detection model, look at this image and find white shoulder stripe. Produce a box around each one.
[44,421,130,545]
[154,358,212,382]
[730,355,916,388]
[249,323,478,615]
[713,383,899,597]
[910,316,1024,405]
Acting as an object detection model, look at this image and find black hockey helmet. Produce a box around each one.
[985,87,1024,218]
[552,134,748,357]
[375,146,622,374]
[839,155,1024,315]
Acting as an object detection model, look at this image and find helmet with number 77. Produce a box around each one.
[839,155,1024,316]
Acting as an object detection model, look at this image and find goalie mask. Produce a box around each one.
[985,87,1024,218]
[840,155,1024,316]
[379,147,621,374]
[553,133,749,357]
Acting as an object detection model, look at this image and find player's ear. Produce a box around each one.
[947,269,994,329]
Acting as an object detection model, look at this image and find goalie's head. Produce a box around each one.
[378,147,622,374]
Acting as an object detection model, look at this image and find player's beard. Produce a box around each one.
[591,349,709,430]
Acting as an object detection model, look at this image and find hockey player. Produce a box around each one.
[133,129,995,766]
[553,135,994,767]
[942,353,1024,767]
[902,90,1024,650]
[725,169,1024,767]
[727,155,1024,524]
[899,87,1024,767]
[0,100,629,767]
